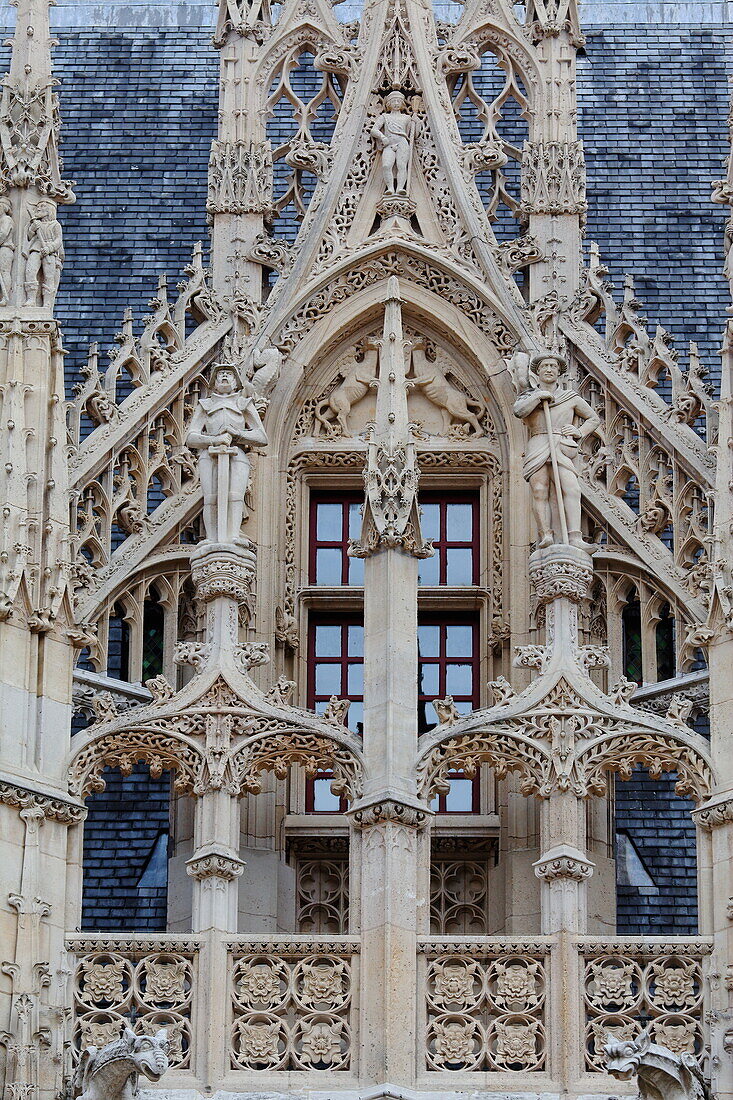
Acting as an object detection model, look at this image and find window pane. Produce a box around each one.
[317,502,343,540]
[347,624,364,656]
[418,554,440,586]
[446,548,473,586]
[444,778,474,812]
[419,700,438,732]
[315,547,343,585]
[421,503,440,541]
[454,698,472,716]
[445,663,472,696]
[315,624,341,656]
[348,555,364,586]
[347,663,364,696]
[418,624,440,658]
[349,699,363,734]
[313,777,342,812]
[315,663,342,696]
[446,503,473,541]
[348,502,362,539]
[419,663,440,696]
[446,625,473,658]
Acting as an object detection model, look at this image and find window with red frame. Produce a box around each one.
[307,615,364,812]
[418,492,479,586]
[309,492,364,585]
[419,615,480,813]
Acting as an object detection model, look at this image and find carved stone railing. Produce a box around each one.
[227,937,359,1072]
[418,938,551,1073]
[67,934,200,1069]
[580,936,711,1071]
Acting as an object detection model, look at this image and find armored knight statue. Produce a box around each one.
[71,1026,169,1100]
[370,91,419,195]
[186,363,268,544]
[511,351,600,552]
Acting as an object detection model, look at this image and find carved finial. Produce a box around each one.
[350,276,432,559]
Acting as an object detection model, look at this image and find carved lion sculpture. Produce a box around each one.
[604,1029,709,1100]
[71,1026,169,1100]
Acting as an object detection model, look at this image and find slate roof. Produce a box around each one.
[33,17,725,932]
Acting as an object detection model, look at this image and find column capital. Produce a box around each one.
[186,846,246,882]
[349,795,433,830]
[533,843,595,882]
[692,793,733,831]
[529,544,594,605]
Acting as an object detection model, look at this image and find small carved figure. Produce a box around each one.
[0,196,15,304]
[23,198,63,308]
[370,91,419,195]
[71,1025,169,1100]
[511,351,600,551]
[604,1029,709,1100]
[186,363,268,543]
[411,343,484,436]
[314,344,378,436]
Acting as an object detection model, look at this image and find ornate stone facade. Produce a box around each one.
[0,1,731,1100]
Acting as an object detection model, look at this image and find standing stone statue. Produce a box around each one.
[511,351,600,552]
[23,198,63,308]
[0,197,15,304]
[370,91,419,195]
[186,363,268,544]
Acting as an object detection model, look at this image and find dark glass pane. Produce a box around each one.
[446,624,473,657]
[142,599,164,681]
[446,503,473,540]
[315,663,342,695]
[656,606,676,681]
[315,547,342,584]
[317,502,343,540]
[418,700,438,733]
[622,595,643,684]
[315,624,341,656]
[446,548,473,586]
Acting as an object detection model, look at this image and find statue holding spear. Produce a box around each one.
[511,350,600,553]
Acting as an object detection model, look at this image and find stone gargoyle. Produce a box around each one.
[71,1025,169,1100]
[604,1029,709,1100]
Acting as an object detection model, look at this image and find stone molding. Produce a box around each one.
[692,794,733,831]
[350,797,431,829]
[533,844,595,882]
[190,542,256,605]
[226,939,360,955]
[186,850,245,881]
[0,777,86,823]
[528,544,594,604]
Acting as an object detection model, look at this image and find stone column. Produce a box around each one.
[348,276,433,1085]
[528,545,595,1087]
[521,4,586,305]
